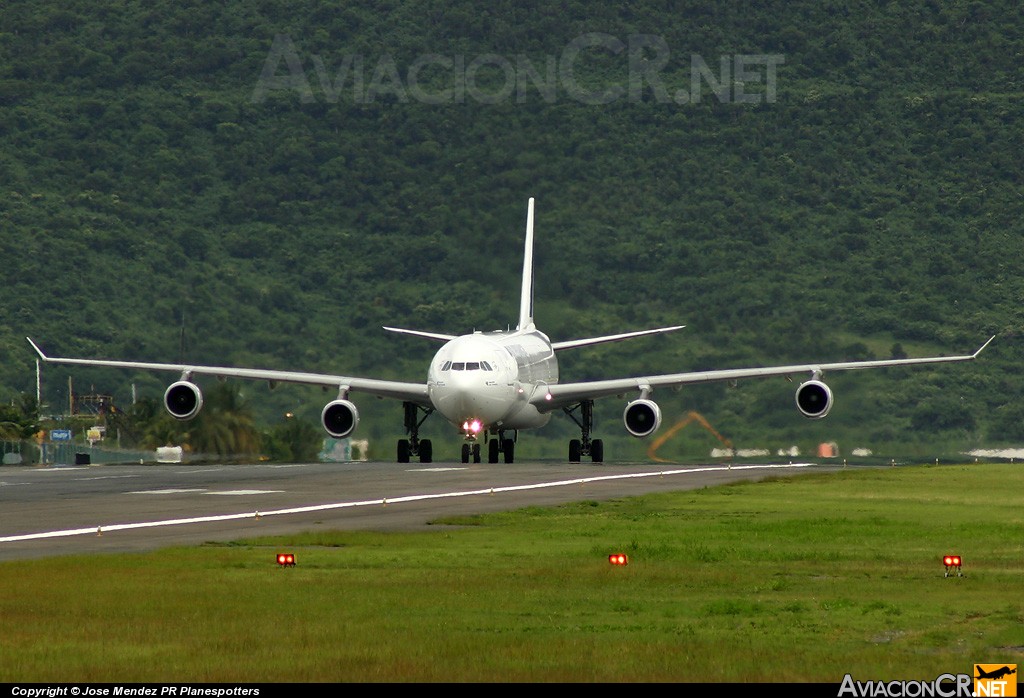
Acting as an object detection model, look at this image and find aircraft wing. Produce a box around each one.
[531,336,995,412]
[26,338,431,405]
[382,326,457,342]
[551,325,685,351]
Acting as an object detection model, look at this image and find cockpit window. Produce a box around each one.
[443,361,493,371]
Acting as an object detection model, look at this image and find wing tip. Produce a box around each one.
[973,335,996,358]
[26,337,47,360]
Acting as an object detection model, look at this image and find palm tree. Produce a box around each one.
[186,383,261,457]
[138,383,261,458]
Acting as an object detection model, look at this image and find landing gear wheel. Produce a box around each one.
[502,439,515,464]
[472,443,481,463]
[565,401,601,464]
[461,443,471,464]
[399,401,435,464]
[488,439,500,464]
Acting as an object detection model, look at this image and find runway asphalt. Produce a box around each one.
[0,459,840,561]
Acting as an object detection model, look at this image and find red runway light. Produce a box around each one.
[608,553,628,566]
[277,553,296,567]
[942,554,962,577]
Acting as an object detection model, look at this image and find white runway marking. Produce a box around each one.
[204,490,284,496]
[131,489,208,495]
[411,467,469,472]
[0,463,811,543]
[73,475,141,482]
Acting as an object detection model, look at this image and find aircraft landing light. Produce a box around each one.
[608,553,628,566]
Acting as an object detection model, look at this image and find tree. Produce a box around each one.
[134,384,261,458]
[0,394,39,440]
[263,416,322,463]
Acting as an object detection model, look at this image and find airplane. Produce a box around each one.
[27,198,994,465]
[975,666,1016,680]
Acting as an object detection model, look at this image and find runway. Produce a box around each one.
[0,459,836,561]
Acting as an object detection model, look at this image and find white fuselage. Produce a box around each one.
[427,329,557,435]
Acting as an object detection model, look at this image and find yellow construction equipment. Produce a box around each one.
[646,411,733,463]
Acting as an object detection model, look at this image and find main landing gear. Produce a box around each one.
[487,430,516,464]
[563,400,604,463]
[397,401,434,463]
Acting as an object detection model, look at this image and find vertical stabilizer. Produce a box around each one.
[517,198,536,331]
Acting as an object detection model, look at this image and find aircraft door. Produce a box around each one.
[496,350,515,385]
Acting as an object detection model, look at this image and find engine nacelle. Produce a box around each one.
[164,380,203,420]
[321,399,360,439]
[795,379,833,419]
[623,399,662,437]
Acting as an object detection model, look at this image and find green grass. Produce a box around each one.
[1,464,1022,682]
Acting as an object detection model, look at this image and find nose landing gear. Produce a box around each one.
[461,442,481,463]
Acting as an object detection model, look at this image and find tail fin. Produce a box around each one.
[517,197,536,331]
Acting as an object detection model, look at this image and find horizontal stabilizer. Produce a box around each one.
[382,327,457,342]
[551,325,685,351]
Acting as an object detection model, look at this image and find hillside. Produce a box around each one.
[1,1,1022,458]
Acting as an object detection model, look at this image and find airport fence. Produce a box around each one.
[0,439,152,466]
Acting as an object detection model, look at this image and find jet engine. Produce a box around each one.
[623,399,662,437]
[321,399,360,439]
[795,379,833,419]
[164,380,203,420]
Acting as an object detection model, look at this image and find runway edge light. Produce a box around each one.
[276,553,296,567]
[608,553,628,566]
[942,554,962,577]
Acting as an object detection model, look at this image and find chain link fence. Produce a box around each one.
[1,439,151,466]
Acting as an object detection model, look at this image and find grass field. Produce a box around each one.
[1,463,1021,682]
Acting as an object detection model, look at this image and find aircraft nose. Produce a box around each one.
[447,372,488,411]
[433,369,511,424]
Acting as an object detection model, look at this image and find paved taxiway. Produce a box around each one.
[0,459,839,560]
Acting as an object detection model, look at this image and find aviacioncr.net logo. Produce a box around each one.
[838,674,972,697]
[974,664,1017,697]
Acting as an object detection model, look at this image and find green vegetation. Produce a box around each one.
[0,393,38,440]
[0,463,1021,682]
[1,2,1022,458]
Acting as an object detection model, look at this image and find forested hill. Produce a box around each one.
[1,1,1022,454]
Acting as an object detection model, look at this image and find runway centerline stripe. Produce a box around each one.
[0,463,810,543]
[204,490,285,496]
